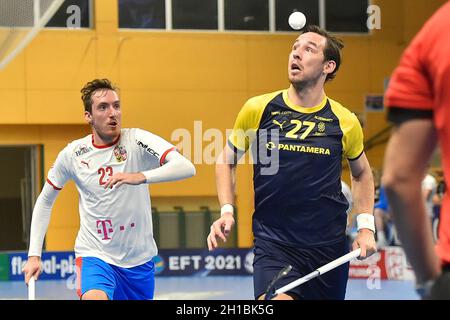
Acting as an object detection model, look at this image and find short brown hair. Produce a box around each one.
[81,79,118,113]
[302,25,344,81]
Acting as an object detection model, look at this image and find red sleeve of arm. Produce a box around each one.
[384,33,433,111]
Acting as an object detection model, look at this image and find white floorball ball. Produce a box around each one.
[288,11,306,30]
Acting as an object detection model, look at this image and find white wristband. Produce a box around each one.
[220,204,234,217]
[356,213,375,233]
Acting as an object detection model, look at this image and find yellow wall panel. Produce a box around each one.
[0,90,27,123]
[366,144,388,170]
[40,125,90,143]
[0,51,25,89]
[234,162,255,247]
[246,35,292,92]
[151,164,214,196]
[325,90,366,113]
[373,0,403,28]
[0,125,41,143]
[370,0,403,42]
[95,37,121,79]
[25,32,97,90]
[27,90,85,123]
[37,126,89,231]
[151,196,220,212]
[328,38,370,92]
[0,28,27,86]
[403,0,447,42]
[365,112,390,141]
[121,90,249,196]
[120,90,247,131]
[118,33,249,92]
[48,182,81,228]
[95,0,118,23]
[46,227,78,250]
[368,40,406,92]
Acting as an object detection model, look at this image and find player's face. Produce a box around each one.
[86,89,121,143]
[288,32,331,87]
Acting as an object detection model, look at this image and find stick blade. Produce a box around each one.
[264,265,292,300]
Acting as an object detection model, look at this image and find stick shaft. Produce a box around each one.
[28,277,35,300]
[275,248,361,295]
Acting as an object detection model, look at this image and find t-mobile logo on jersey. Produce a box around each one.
[96,220,137,240]
[96,220,113,240]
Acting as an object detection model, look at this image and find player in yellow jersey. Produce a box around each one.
[207,25,376,300]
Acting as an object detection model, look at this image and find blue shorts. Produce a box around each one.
[76,256,155,300]
[253,237,349,300]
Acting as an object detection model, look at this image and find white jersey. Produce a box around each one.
[47,128,175,268]
[422,174,437,218]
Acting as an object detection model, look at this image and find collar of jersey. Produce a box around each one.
[91,134,121,149]
[282,90,328,113]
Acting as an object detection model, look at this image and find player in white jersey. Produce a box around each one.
[22,79,196,300]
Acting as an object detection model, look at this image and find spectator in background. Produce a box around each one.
[432,171,445,243]
[374,185,390,247]
[341,180,353,215]
[374,174,437,248]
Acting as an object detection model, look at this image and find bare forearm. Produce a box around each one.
[383,120,440,283]
[216,162,236,206]
[384,179,439,283]
[351,168,374,214]
[349,154,374,215]
[374,208,385,231]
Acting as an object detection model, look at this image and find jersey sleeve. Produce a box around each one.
[228,97,265,152]
[343,113,364,160]
[384,7,439,127]
[384,37,433,111]
[46,147,72,190]
[135,128,176,166]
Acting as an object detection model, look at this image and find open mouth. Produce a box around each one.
[108,121,118,127]
[291,63,301,71]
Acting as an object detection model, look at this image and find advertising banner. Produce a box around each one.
[3,247,413,281]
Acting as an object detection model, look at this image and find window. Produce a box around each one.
[115,0,370,34]
[276,0,319,31]
[224,0,269,31]
[46,0,92,28]
[172,0,217,30]
[0,0,34,27]
[118,0,165,29]
[325,0,368,32]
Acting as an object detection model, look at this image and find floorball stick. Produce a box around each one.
[265,248,361,299]
[28,277,36,300]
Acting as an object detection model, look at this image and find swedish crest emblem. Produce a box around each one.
[113,145,127,162]
[318,122,326,132]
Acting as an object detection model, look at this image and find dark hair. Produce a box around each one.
[301,25,344,81]
[81,79,118,113]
